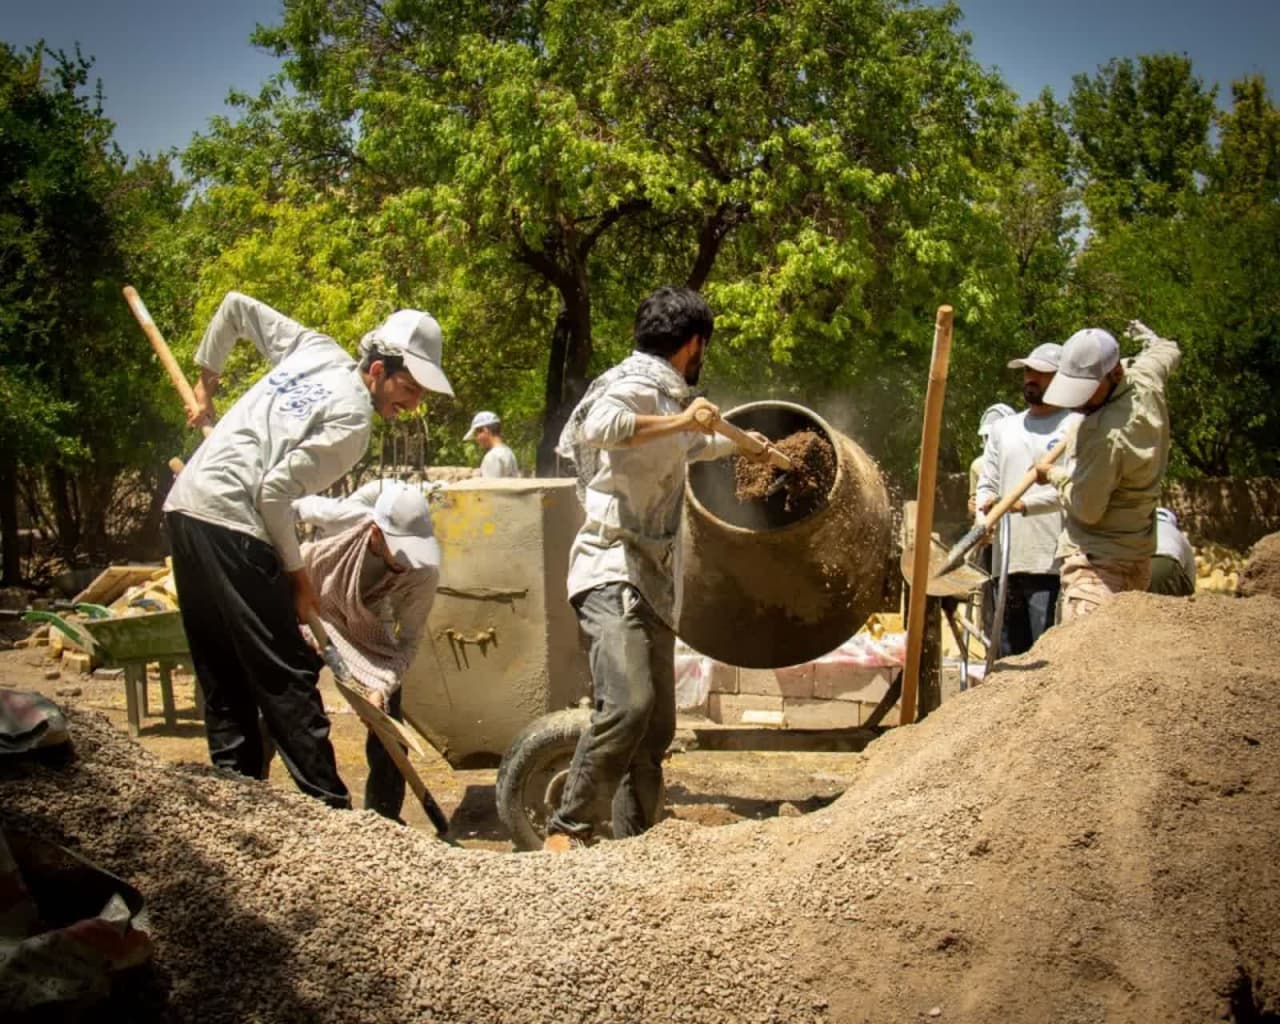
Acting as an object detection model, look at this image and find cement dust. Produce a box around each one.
[3,591,1279,1022]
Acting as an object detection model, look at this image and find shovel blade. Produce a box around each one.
[933,524,985,580]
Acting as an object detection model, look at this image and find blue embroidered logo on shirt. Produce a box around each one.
[268,370,330,418]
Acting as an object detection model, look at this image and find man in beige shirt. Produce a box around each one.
[1036,321,1180,621]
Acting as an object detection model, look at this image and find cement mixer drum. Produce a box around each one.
[679,401,891,669]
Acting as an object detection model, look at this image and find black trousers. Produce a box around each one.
[166,512,350,809]
[364,688,406,821]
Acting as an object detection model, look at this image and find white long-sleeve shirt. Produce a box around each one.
[1155,517,1196,579]
[164,293,373,572]
[563,353,735,625]
[480,443,519,478]
[975,408,1081,575]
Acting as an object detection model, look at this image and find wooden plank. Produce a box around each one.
[72,565,164,607]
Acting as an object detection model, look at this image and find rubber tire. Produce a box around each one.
[495,707,591,852]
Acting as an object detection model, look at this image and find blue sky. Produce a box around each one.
[3,0,1278,158]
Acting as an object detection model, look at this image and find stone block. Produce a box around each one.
[709,693,784,726]
[812,664,894,703]
[781,698,864,730]
[738,663,815,699]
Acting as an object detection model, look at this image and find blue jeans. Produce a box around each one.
[999,572,1061,657]
[548,582,676,840]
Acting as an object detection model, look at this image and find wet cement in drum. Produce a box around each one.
[733,430,836,513]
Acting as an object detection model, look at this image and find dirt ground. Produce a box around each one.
[3,588,1279,1023]
[0,645,862,851]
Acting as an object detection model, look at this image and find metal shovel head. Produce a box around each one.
[901,535,989,598]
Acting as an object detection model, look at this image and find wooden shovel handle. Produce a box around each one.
[693,408,794,471]
[123,285,211,438]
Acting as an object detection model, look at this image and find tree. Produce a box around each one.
[186,0,1016,476]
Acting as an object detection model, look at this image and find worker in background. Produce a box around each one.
[976,344,1081,655]
[465,410,520,478]
[164,292,453,809]
[1149,507,1197,597]
[1036,321,1180,621]
[294,480,440,822]
[968,403,1013,644]
[543,286,770,852]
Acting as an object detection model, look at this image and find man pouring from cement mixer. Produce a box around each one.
[1035,321,1180,621]
[543,286,773,851]
[164,293,453,809]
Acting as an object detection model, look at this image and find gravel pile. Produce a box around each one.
[4,591,1279,1022]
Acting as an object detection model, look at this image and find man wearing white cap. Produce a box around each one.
[164,292,452,808]
[975,344,1081,654]
[1035,321,1180,621]
[1149,507,1196,597]
[968,403,1014,520]
[464,411,520,478]
[295,480,440,821]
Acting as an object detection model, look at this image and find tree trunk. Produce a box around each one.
[0,450,20,585]
[47,465,81,568]
[536,281,593,476]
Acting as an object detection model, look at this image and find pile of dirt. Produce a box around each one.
[1238,531,1280,599]
[3,591,1279,1022]
[733,430,836,513]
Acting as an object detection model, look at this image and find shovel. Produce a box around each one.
[933,422,1078,580]
[304,612,451,838]
[693,407,794,493]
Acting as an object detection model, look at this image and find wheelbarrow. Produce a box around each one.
[77,610,194,738]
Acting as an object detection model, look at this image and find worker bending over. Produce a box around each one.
[164,293,452,808]
[295,480,440,821]
[544,286,767,851]
[1036,321,1180,621]
[1149,507,1196,597]
[465,411,520,478]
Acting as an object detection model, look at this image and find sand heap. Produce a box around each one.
[3,592,1279,1023]
[1238,531,1280,599]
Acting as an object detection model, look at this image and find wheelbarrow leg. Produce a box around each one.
[137,667,150,719]
[123,664,143,738]
[158,661,178,729]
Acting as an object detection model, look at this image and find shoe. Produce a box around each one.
[542,832,587,853]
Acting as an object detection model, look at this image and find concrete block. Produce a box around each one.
[708,661,739,694]
[781,698,863,730]
[709,693,784,725]
[738,663,815,699]
[812,664,894,703]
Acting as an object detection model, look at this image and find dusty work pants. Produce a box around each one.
[1148,555,1195,597]
[364,688,406,821]
[166,512,351,809]
[548,582,676,841]
[999,572,1060,657]
[1059,553,1152,624]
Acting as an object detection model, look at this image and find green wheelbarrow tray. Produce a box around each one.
[78,610,190,663]
[78,611,192,737]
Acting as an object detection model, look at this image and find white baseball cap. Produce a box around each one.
[464,410,501,441]
[978,403,1015,438]
[372,485,440,570]
[1043,328,1120,409]
[1007,342,1064,372]
[361,310,454,396]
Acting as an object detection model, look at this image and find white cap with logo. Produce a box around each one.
[360,310,454,396]
[372,484,440,570]
[1007,342,1064,372]
[1043,328,1120,408]
[464,410,501,441]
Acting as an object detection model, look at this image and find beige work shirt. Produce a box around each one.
[1047,336,1180,563]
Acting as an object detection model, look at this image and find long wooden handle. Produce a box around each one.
[901,305,954,726]
[694,408,794,471]
[123,285,211,438]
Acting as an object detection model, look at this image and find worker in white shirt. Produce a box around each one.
[543,286,772,852]
[294,480,440,821]
[975,343,1081,656]
[1148,507,1196,597]
[164,293,452,809]
[968,403,1014,644]
[464,411,520,478]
